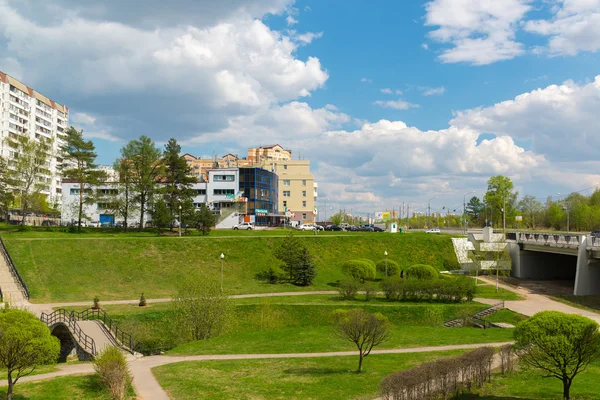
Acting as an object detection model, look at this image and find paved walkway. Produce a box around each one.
[0,342,512,399]
[0,248,26,307]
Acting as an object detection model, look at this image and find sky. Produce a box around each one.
[1,0,600,217]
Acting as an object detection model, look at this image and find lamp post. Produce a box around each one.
[463,191,475,234]
[384,250,388,277]
[178,204,182,237]
[428,197,437,229]
[220,253,225,293]
[558,193,570,233]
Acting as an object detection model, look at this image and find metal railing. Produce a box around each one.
[0,236,29,299]
[40,309,96,356]
[444,300,504,329]
[71,308,135,352]
[517,232,581,247]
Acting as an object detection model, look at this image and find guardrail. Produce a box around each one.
[0,236,29,299]
[515,232,581,246]
[40,309,96,356]
[71,308,135,352]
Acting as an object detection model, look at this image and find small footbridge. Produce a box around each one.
[40,308,136,361]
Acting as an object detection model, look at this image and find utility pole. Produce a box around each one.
[428,196,437,229]
[463,191,475,235]
[503,190,506,234]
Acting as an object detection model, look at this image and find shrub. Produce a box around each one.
[442,254,461,270]
[341,260,376,283]
[139,293,147,307]
[381,278,402,301]
[338,280,360,300]
[405,264,438,280]
[380,276,473,303]
[93,346,130,400]
[256,267,280,284]
[363,283,378,302]
[375,259,400,277]
[93,295,101,309]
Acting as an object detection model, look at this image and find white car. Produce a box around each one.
[298,224,316,231]
[233,222,254,230]
[426,228,441,234]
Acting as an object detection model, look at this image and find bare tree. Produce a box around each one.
[333,308,391,372]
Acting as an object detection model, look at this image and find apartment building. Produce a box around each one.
[0,71,69,205]
[247,144,291,165]
[271,160,316,223]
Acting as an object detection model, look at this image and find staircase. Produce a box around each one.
[0,236,28,306]
[444,301,505,328]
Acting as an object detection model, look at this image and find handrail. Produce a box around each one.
[71,308,135,352]
[0,236,29,299]
[444,300,504,328]
[40,309,96,356]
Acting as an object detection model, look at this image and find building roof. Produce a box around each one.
[1,70,68,112]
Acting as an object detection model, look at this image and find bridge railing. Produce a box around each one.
[0,236,29,299]
[72,308,135,352]
[516,232,581,247]
[40,309,96,356]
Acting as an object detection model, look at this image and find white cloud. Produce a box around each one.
[423,86,446,96]
[422,43,429,50]
[72,112,96,125]
[373,99,419,110]
[360,77,372,83]
[380,88,393,94]
[295,31,323,44]
[286,15,298,26]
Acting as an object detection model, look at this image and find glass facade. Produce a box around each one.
[239,167,279,226]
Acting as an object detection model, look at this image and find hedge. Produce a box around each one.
[405,264,438,280]
[380,277,475,303]
[341,260,376,282]
[376,259,400,277]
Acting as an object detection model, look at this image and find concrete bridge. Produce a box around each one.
[507,232,600,296]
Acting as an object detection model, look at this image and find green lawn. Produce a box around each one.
[475,284,525,301]
[3,233,458,302]
[552,295,600,314]
[153,350,465,400]
[0,364,57,379]
[482,309,528,325]
[62,297,516,355]
[0,374,136,400]
[456,361,600,399]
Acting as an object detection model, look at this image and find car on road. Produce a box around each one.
[426,228,441,234]
[325,224,343,231]
[297,223,317,231]
[233,222,254,230]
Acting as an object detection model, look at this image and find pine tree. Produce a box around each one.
[295,247,317,286]
[197,203,216,235]
[162,138,196,230]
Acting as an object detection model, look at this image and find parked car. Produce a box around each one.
[325,224,343,231]
[426,228,441,234]
[315,224,325,231]
[233,222,254,230]
[298,224,316,231]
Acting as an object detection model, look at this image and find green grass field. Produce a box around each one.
[0,374,136,400]
[474,284,525,301]
[152,350,465,400]
[456,361,600,400]
[3,232,458,302]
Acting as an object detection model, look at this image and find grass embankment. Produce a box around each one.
[0,374,136,400]
[4,233,458,302]
[456,361,600,399]
[473,284,525,301]
[153,351,465,400]
[551,295,600,314]
[63,296,518,355]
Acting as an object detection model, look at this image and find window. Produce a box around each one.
[283,191,290,197]
[302,213,307,220]
[196,189,206,195]
[213,175,235,182]
[283,180,290,186]
[283,164,287,170]
[302,191,306,197]
[283,201,287,208]
[98,188,118,195]
[302,201,307,207]
[213,189,235,195]
[302,180,306,186]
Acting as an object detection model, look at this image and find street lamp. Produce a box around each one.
[220,253,225,293]
[178,204,182,237]
[384,250,388,277]
[427,197,438,228]
[558,193,570,233]
[463,191,475,234]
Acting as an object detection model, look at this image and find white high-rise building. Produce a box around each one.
[0,71,69,205]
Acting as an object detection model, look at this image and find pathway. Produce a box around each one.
[0,256,26,307]
[0,342,513,399]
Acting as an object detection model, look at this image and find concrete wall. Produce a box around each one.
[574,235,600,296]
[509,245,576,280]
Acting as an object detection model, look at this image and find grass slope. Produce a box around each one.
[4,233,457,302]
[153,351,465,400]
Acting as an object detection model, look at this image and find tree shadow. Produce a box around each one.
[283,368,349,376]
[327,281,340,288]
[455,395,538,400]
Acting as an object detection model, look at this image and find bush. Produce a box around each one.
[363,283,378,302]
[139,293,147,307]
[93,295,101,309]
[338,280,360,300]
[256,268,280,284]
[341,260,376,283]
[380,276,474,303]
[93,346,130,400]
[405,264,438,280]
[375,259,400,277]
[442,254,461,270]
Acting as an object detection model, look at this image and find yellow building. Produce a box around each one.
[270,160,316,223]
[247,144,292,166]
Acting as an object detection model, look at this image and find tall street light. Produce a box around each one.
[220,253,225,293]
[178,204,182,237]
[427,197,437,228]
[384,250,388,277]
[463,191,475,234]
[558,193,570,233]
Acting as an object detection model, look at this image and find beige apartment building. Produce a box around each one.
[247,144,292,165]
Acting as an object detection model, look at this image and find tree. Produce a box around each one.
[196,203,216,236]
[4,135,52,223]
[514,311,600,400]
[465,196,483,224]
[294,247,317,286]
[151,198,171,233]
[0,309,60,400]
[484,175,517,230]
[61,127,106,231]
[273,231,303,281]
[161,138,196,230]
[110,158,137,232]
[171,278,230,341]
[332,309,391,372]
[547,203,565,230]
[120,136,162,231]
[518,195,544,229]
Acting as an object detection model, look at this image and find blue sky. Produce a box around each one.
[1,0,600,216]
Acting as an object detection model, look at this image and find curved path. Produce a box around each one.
[0,342,512,399]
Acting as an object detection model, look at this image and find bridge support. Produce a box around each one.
[508,243,576,280]
[574,235,600,296]
[51,324,93,362]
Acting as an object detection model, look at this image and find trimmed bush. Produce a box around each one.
[380,276,474,303]
[341,260,376,283]
[376,259,400,277]
[405,264,438,280]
